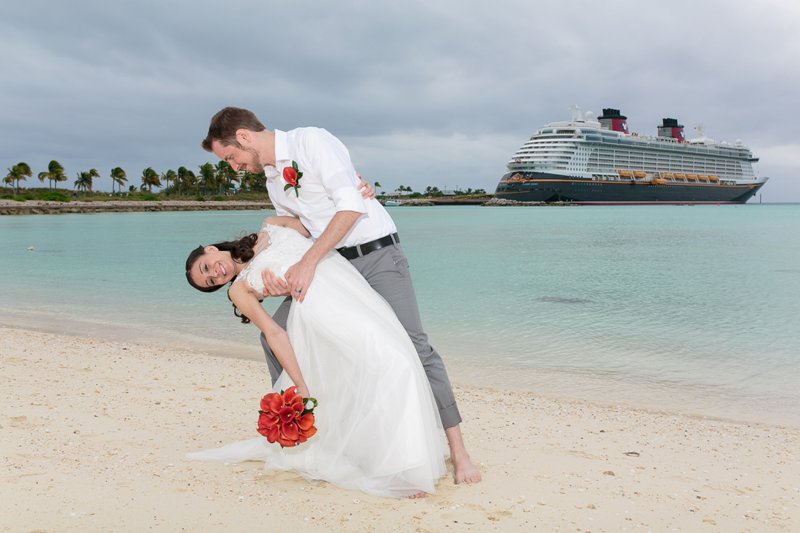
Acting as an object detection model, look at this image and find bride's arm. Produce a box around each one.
[261,216,311,238]
[228,282,310,397]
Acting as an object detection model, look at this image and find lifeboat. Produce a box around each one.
[697,175,709,182]
[659,172,675,179]
[674,173,687,180]
[652,178,668,185]
[686,173,698,181]
[708,175,720,183]
[617,169,635,178]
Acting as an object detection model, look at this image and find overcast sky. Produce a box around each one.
[2,0,799,200]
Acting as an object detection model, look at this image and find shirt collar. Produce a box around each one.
[264,130,289,180]
[274,130,290,164]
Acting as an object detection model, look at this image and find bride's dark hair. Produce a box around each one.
[185,233,259,323]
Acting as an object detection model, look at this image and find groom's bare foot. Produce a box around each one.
[453,454,481,484]
[405,491,427,499]
[445,425,482,484]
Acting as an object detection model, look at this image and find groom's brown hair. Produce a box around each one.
[202,107,266,151]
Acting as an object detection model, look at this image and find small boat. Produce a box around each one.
[383,199,403,206]
[617,169,635,178]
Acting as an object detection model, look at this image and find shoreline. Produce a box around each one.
[2,325,799,531]
[3,308,798,430]
[2,198,787,215]
[0,199,273,215]
[0,196,547,215]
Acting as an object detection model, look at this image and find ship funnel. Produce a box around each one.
[658,118,685,143]
[598,108,628,133]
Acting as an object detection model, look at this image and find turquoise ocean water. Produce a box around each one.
[1,205,798,425]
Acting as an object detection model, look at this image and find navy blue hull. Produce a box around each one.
[494,172,765,204]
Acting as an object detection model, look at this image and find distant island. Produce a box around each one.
[2,160,494,215]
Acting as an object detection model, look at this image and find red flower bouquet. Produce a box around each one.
[283,161,303,197]
[257,386,317,447]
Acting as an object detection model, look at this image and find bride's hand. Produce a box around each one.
[357,173,376,199]
[260,268,290,297]
[296,384,311,399]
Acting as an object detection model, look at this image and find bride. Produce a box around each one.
[185,216,447,497]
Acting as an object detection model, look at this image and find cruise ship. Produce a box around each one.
[494,106,768,204]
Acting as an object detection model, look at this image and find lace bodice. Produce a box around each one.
[238,225,312,294]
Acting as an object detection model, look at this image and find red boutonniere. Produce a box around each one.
[257,386,318,448]
[283,161,303,197]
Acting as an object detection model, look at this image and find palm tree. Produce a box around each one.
[87,168,99,191]
[4,162,32,195]
[239,170,264,192]
[161,169,178,193]
[74,171,93,193]
[140,167,161,192]
[215,160,239,194]
[373,181,382,197]
[38,160,66,190]
[52,161,68,189]
[197,162,217,194]
[177,166,197,194]
[110,167,127,194]
[394,184,414,196]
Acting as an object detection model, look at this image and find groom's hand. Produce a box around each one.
[284,258,317,303]
[260,268,290,297]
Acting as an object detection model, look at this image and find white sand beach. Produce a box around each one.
[1,326,798,532]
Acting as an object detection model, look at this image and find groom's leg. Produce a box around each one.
[259,296,292,385]
[348,244,462,429]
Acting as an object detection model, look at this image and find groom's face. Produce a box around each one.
[212,140,261,173]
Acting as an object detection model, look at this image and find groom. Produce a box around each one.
[202,106,480,484]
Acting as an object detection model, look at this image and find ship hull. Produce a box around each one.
[494,172,765,204]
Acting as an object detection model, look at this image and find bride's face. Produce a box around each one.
[189,246,237,289]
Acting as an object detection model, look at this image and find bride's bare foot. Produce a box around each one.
[446,425,482,484]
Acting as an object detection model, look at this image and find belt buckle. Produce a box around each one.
[356,244,365,258]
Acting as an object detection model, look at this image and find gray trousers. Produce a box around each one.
[259,242,462,428]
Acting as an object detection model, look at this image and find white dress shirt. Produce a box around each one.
[263,128,397,248]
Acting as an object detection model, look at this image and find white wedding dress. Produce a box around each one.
[188,225,447,497]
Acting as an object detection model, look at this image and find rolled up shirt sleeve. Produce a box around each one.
[304,128,367,214]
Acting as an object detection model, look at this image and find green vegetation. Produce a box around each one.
[2,159,489,203]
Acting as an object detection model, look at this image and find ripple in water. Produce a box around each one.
[537,296,593,304]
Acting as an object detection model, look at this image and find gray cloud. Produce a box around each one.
[2,0,798,199]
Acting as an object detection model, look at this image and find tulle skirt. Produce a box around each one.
[189,249,447,498]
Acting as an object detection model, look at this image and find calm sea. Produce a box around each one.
[1,205,799,425]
